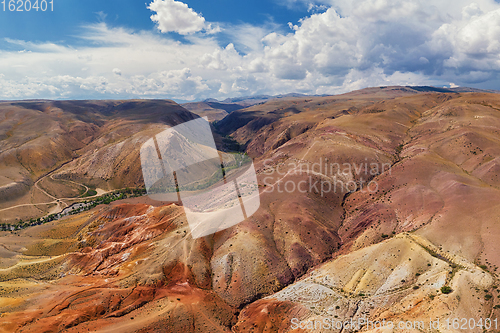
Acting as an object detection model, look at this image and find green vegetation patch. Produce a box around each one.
[441,286,452,294]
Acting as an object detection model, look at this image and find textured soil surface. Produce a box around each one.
[1,87,500,332]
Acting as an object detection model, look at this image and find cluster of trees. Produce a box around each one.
[1,187,147,232]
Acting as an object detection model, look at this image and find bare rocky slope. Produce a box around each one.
[0,100,197,223]
[1,87,500,332]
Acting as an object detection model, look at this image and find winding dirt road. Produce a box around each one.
[0,162,109,217]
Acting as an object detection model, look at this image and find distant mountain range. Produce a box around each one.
[407,85,500,93]
[183,86,499,121]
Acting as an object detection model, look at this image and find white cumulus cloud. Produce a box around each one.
[1,0,500,101]
[148,0,209,35]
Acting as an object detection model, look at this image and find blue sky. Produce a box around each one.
[0,0,310,44]
[1,0,500,101]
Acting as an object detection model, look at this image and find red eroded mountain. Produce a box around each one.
[1,87,500,332]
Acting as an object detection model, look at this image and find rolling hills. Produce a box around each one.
[1,86,500,332]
